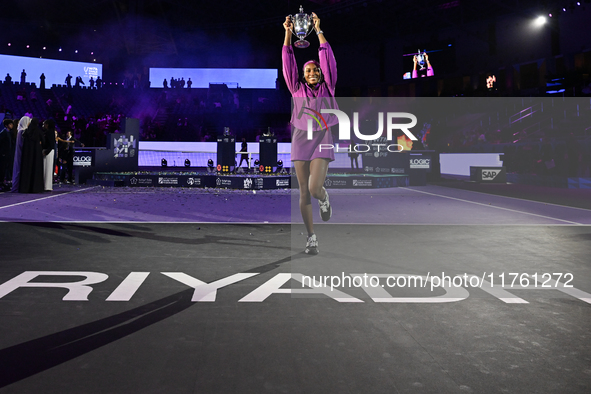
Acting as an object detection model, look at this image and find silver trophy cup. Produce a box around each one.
[290,6,314,49]
[416,50,427,70]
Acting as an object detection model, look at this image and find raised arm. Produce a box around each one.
[314,13,336,94]
[282,16,300,94]
[425,53,434,76]
[312,12,327,45]
[283,16,292,47]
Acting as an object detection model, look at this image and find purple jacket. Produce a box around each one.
[412,66,434,78]
[282,42,339,131]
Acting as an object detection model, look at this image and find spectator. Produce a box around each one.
[42,119,56,191]
[21,69,26,84]
[0,119,14,190]
[40,73,46,89]
[65,74,73,88]
[19,117,44,193]
[10,116,31,193]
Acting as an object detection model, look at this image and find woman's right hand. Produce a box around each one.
[283,16,293,32]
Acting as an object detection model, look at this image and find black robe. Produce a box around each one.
[19,125,44,193]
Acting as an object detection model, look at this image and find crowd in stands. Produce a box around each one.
[2,71,590,180]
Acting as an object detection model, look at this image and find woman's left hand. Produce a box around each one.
[311,12,320,32]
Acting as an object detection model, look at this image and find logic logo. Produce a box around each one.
[410,158,430,169]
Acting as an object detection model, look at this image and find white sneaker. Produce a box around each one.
[318,188,332,221]
[305,234,319,255]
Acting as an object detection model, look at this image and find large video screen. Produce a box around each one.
[0,54,102,87]
[149,68,278,89]
[402,40,455,80]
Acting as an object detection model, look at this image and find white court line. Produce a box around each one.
[422,185,591,212]
[0,187,99,210]
[404,187,584,225]
[17,221,590,226]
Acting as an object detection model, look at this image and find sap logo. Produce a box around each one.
[482,170,499,180]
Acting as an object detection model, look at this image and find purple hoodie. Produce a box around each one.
[282,42,339,131]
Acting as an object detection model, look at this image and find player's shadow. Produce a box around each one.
[0,252,302,388]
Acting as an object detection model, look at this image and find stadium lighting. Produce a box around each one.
[533,16,547,27]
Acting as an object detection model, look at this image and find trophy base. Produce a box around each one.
[294,39,310,49]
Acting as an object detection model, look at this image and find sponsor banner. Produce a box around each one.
[323,178,348,188]
[363,144,410,175]
[352,179,373,187]
[255,177,264,190]
[409,152,432,170]
[409,158,431,169]
[73,150,95,167]
[482,169,500,181]
[129,177,154,186]
[470,166,506,183]
[158,177,179,185]
[105,174,291,189]
[215,177,233,188]
[275,178,290,188]
[73,155,93,167]
[183,177,202,187]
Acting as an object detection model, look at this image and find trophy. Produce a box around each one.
[416,49,427,70]
[289,6,314,49]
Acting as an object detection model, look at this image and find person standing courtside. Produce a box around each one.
[10,116,31,192]
[59,131,82,184]
[0,119,14,190]
[19,118,44,193]
[41,119,56,191]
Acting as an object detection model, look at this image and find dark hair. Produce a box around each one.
[44,118,56,131]
[2,119,13,127]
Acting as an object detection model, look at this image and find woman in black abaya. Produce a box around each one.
[19,117,44,193]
